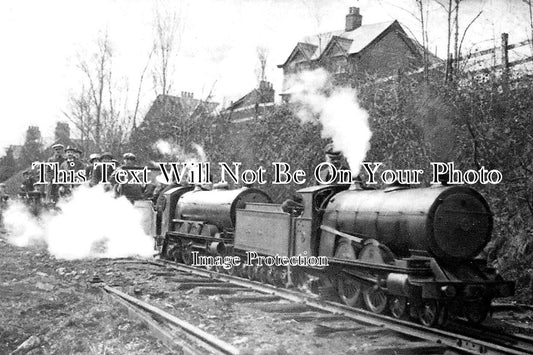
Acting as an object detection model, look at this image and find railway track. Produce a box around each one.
[141,258,533,355]
[98,281,240,355]
[99,258,450,354]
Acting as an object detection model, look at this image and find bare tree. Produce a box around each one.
[523,0,533,54]
[378,0,432,81]
[152,2,184,96]
[64,32,139,154]
[256,46,269,83]
[433,0,454,80]
[458,10,483,60]
[454,0,460,69]
[77,32,113,148]
[434,0,483,78]
[63,87,95,154]
[132,50,153,129]
[415,0,430,82]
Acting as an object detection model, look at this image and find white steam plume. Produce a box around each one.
[3,185,154,260]
[287,68,372,175]
[3,201,44,247]
[154,139,208,162]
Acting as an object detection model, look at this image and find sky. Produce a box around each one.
[0,0,530,154]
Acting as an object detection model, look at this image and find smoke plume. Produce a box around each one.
[3,185,154,260]
[287,68,372,175]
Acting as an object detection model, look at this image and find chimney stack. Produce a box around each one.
[345,7,362,31]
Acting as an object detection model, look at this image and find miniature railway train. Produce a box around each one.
[6,179,513,327]
[132,182,514,327]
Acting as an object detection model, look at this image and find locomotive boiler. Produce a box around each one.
[160,186,271,264]
[320,185,491,260]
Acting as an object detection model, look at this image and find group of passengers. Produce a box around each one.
[18,144,154,204]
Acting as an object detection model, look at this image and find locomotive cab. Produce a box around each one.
[233,184,347,258]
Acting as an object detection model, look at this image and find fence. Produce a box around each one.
[375,33,533,84]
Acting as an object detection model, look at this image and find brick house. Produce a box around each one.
[278,7,440,96]
[142,92,219,124]
[223,81,275,122]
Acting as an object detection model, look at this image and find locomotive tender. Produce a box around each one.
[141,181,514,327]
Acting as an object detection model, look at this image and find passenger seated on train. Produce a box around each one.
[20,170,36,193]
[113,153,144,203]
[281,193,304,216]
[46,144,65,203]
[85,153,101,181]
[152,174,180,208]
[90,152,115,189]
[0,183,9,204]
[59,146,85,195]
[319,143,350,184]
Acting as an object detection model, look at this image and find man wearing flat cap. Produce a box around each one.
[20,170,36,194]
[90,152,115,188]
[85,153,100,181]
[59,146,85,195]
[318,143,349,184]
[113,152,143,202]
[60,146,85,172]
[46,143,66,203]
[0,183,8,216]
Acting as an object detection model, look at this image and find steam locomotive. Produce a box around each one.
[135,182,514,327]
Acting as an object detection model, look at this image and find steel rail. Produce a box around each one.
[102,284,240,355]
[149,258,533,355]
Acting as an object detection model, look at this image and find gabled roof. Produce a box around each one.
[144,94,219,123]
[321,36,352,58]
[225,81,274,111]
[280,20,408,67]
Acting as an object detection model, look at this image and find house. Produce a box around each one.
[142,92,219,126]
[129,92,219,161]
[278,7,441,97]
[223,81,275,122]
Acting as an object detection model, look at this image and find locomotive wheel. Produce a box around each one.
[335,241,362,307]
[273,266,289,287]
[438,304,449,326]
[465,299,490,324]
[418,299,440,327]
[165,245,181,262]
[266,267,276,285]
[289,267,304,288]
[181,245,193,265]
[245,265,255,280]
[256,265,268,284]
[363,285,388,314]
[389,296,408,319]
[214,264,224,273]
[252,264,262,281]
[233,262,245,277]
[337,275,363,307]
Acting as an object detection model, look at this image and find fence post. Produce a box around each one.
[501,33,509,71]
[501,33,509,91]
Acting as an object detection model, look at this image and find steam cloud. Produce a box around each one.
[287,68,372,175]
[3,185,154,260]
[154,139,208,162]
